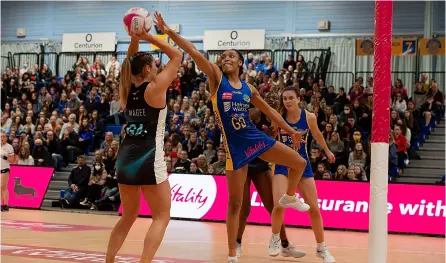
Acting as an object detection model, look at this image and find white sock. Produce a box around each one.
[317,242,326,251]
[272,233,280,240]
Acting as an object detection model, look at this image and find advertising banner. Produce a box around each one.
[120,174,445,235]
[357,39,418,56]
[392,39,417,56]
[7,166,54,209]
[419,38,445,56]
[203,29,265,50]
[151,34,179,50]
[62,33,116,52]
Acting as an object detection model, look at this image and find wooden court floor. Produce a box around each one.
[1,209,444,263]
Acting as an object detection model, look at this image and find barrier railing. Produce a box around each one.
[13,52,39,69]
[273,49,298,71]
[206,49,274,65]
[356,71,417,94]
[306,71,355,91]
[419,71,445,93]
[1,56,10,70]
[41,52,58,76]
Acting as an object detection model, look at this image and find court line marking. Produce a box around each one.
[156,240,445,255]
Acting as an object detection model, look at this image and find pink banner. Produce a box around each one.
[7,166,54,209]
[120,174,445,235]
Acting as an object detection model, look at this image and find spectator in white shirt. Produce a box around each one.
[17,145,34,166]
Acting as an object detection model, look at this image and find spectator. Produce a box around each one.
[78,118,94,154]
[392,93,407,114]
[100,132,114,150]
[334,165,348,180]
[60,123,79,165]
[17,145,34,165]
[174,150,191,173]
[80,161,107,210]
[46,130,63,169]
[60,155,91,208]
[212,149,226,175]
[393,125,407,172]
[348,142,367,169]
[32,139,51,167]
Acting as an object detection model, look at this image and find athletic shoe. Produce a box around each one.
[268,235,281,256]
[1,205,9,212]
[316,249,336,263]
[278,194,310,211]
[236,242,241,257]
[281,244,306,258]
[80,199,89,206]
[228,256,237,263]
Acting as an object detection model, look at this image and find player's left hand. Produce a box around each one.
[326,150,336,163]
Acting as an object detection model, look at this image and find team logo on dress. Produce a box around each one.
[243,94,250,103]
[222,92,232,100]
[223,102,231,112]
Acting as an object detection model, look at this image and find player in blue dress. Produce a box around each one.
[269,86,336,263]
[154,12,310,262]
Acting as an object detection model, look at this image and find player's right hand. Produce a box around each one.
[291,129,308,145]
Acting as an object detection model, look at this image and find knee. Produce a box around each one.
[153,211,170,227]
[228,198,243,214]
[121,209,139,223]
[1,184,7,192]
[308,202,321,216]
[272,204,284,215]
[291,155,307,169]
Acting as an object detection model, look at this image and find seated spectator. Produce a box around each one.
[32,139,51,167]
[388,132,399,180]
[60,123,79,165]
[192,154,207,174]
[351,164,367,181]
[393,125,407,172]
[189,161,201,174]
[78,118,94,154]
[348,142,367,169]
[17,145,34,165]
[203,140,216,164]
[346,168,358,181]
[391,79,408,100]
[334,165,348,180]
[412,83,427,108]
[314,163,329,180]
[100,132,114,150]
[212,149,226,175]
[60,114,79,138]
[80,161,107,210]
[45,130,63,170]
[322,171,332,180]
[309,147,330,173]
[392,93,407,114]
[103,147,117,175]
[60,156,91,208]
[174,150,191,173]
[96,170,119,205]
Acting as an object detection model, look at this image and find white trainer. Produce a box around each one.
[228,256,238,263]
[316,249,336,263]
[278,194,310,211]
[281,244,306,258]
[268,235,281,257]
[236,242,241,257]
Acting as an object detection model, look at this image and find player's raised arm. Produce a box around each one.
[153,11,221,95]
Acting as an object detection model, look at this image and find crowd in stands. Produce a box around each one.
[1,50,444,209]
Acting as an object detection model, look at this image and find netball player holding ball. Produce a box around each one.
[105,8,182,263]
[153,12,310,263]
[270,86,336,262]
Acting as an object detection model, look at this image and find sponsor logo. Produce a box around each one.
[231,102,250,112]
[0,244,205,263]
[244,141,266,157]
[169,174,217,219]
[0,220,111,232]
[233,91,242,95]
[222,92,232,100]
[223,102,231,112]
[243,94,250,103]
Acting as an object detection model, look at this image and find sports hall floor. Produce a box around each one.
[1,209,444,263]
